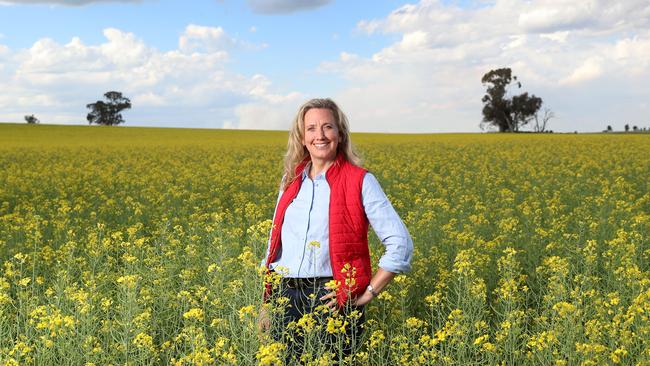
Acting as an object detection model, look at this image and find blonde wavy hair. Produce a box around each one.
[282,98,362,190]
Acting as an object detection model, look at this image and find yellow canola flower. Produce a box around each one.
[183,308,204,321]
[116,274,140,290]
[18,277,31,287]
[326,316,348,334]
[527,330,558,351]
[296,313,317,333]
[238,305,256,321]
[368,329,385,348]
[610,347,628,364]
[133,332,155,352]
[552,301,577,318]
[256,342,285,366]
[324,279,340,291]
[13,253,28,264]
[405,317,427,330]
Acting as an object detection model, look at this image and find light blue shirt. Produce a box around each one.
[263,165,413,278]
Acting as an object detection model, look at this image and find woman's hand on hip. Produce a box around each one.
[319,286,338,310]
[320,285,375,308]
[257,306,270,335]
[353,290,374,307]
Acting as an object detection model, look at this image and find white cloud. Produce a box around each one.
[132,92,165,107]
[234,99,299,130]
[560,57,603,85]
[613,36,650,67]
[100,28,152,65]
[231,74,303,130]
[322,0,650,132]
[179,24,234,54]
[518,2,595,33]
[247,0,331,14]
[502,34,527,50]
[0,25,298,128]
[518,0,650,34]
[540,31,569,43]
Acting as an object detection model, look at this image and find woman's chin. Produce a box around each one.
[309,151,337,163]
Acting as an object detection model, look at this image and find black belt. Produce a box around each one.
[281,276,333,289]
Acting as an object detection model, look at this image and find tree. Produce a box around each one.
[24,114,40,124]
[606,125,613,132]
[533,108,554,132]
[481,68,543,132]
[633,125,638,131]
[86,91,132,126]
[624,124,630,132]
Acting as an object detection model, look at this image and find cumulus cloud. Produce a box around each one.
[518,3,596,33]
[321,0,650,132]
[247,0,331,14]
[560,57,603,85]
[0,25,297,128]
[234,98,300,130]
[518,0,650,34]
[179,24,234,54]
[232,74,303,130]
[540,31,569,43]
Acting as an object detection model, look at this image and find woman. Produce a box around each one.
[259,98,413,362]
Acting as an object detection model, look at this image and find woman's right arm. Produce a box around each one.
[260,176,285,268]
[258,177,284,335]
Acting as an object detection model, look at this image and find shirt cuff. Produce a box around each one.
[378,257,412,274]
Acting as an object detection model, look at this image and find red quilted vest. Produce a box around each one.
[264,152,372,306]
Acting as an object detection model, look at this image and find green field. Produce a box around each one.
[1,123,649,365]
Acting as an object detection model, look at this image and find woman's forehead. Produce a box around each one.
[304,108,335,124]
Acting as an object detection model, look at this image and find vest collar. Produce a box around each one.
[324,152,346,183]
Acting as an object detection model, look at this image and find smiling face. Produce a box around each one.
[302,108,340,166]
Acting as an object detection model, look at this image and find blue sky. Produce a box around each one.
[1,0,649,132]
[0,1,397,93]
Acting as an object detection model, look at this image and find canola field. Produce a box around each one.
[0,123,649,365]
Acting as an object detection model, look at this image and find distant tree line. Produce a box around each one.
[604,124,648,132]
[24,91,132,126]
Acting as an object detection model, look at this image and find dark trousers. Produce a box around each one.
[271,281,365,364]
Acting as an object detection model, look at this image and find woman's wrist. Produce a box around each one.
[367,284,379,297]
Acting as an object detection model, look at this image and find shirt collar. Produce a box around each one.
[301,162,326,181]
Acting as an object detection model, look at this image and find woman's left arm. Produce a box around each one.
[354,172,414,306]
[354,267,396,306]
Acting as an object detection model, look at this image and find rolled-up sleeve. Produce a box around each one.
[362,172,413,273]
